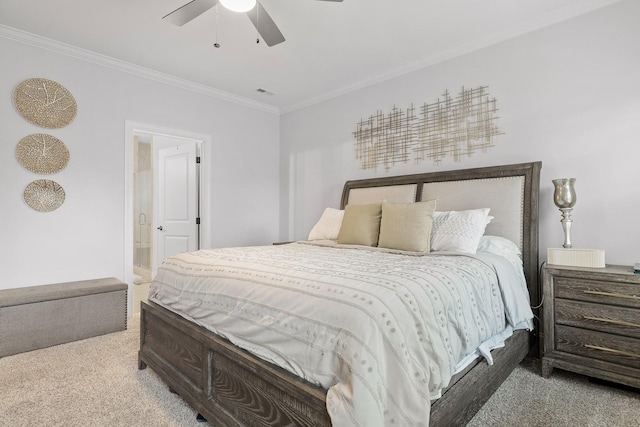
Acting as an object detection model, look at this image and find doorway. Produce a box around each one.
[133,133,153,285]
[124,121,211,316]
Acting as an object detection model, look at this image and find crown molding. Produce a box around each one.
[281,0,623,114]
[0,24,280,115]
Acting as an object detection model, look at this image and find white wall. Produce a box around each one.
[280,0,640,266]
[0,36,280,291]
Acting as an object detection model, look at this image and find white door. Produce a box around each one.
[153,136,199,276]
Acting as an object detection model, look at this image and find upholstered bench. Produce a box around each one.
[0,277,127,358]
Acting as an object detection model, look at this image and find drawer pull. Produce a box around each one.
[583,290,640,300]
[584,344,640,359]
[583,316,640,328]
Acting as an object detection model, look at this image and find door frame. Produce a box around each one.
[124,121,211,316]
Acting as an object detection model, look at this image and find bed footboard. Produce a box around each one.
[138,301,331,427]
[140,300,529,427]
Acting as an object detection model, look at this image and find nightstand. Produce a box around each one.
[541,264,640,388]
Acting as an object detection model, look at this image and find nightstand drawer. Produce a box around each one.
[556,325,640,369]
[555,299,640,339]
[555,277,640,309]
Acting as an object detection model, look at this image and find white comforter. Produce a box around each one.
[149,242,533,427]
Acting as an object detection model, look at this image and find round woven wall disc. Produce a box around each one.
[16,133,70,174]
[24,179,66,212]
[13,78,77,128]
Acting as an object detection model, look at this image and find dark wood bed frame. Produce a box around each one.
[139,161,542,426]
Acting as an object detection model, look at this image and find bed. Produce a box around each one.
[138,161,542,426]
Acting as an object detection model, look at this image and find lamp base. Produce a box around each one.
[547,248,606,268]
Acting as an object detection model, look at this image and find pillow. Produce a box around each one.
[378,200,437,252]
[477,235,521,257]
[477,235,523,271]
[308,208,344,241]
[337,203,382,246]
[431,208,491,253]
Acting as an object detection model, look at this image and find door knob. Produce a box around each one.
[157,226,163,231]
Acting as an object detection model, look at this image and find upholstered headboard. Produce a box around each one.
[340,162,542,313]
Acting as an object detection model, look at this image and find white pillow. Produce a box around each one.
[431,208,491,253]
[308,208,345,241]
[477,235,523,274]
[477,235,521,258]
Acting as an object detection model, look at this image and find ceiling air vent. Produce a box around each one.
[256,88,275,96]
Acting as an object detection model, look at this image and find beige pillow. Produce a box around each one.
[378,199,437,252]
[337,203,382,246]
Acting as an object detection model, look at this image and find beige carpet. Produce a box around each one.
[0,314,199,427]
[1,315,638,426]
[468,358,639,427]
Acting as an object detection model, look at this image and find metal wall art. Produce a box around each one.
[14,78,77,129]
[16,133,70,175]
[353,86,503,171]
[23,179,66,212]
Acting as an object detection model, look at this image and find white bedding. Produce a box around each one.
[149,241,533,427]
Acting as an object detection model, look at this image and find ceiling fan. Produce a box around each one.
[164,0,343,47]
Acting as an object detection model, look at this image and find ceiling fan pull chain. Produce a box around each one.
[256,5,260,44]
[214,4,221,48]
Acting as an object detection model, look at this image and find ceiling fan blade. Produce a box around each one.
[247,1,285,47]
[163,0,218,26]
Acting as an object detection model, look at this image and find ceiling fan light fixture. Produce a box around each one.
[220,0,256,13]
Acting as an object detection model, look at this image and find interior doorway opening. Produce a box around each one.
[133,133,153,285]
[124,121,211,317]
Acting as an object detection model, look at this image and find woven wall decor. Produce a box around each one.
[23,179,66,212]
[13,78,77,129]
[16,133,70,174]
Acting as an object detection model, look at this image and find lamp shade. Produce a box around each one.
[552,178,577,209]
[220,0,256,12]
